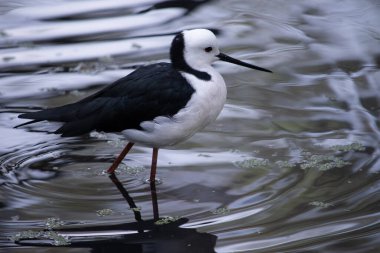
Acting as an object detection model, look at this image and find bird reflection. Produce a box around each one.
[15,173,217,253]
[109,173,144,224]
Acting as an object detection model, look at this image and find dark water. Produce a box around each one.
[1,0,380,252]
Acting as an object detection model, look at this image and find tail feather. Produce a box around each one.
[14,119,43,128]
[54,115,99,137]
[15,96,126,136]
[18,104,78,122]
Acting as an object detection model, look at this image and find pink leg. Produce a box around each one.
[107,142,134,174]
[150,147,159,182]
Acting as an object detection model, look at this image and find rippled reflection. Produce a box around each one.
[12,173,217,252]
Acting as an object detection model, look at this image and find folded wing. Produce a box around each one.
[17,63,195,137]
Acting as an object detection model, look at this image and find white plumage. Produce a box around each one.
[123,30,227,147]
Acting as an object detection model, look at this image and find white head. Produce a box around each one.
[170,29,220,76]
[170,29,272,80]
[182,29,220,69]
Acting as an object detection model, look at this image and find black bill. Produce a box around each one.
[217,53,272,73]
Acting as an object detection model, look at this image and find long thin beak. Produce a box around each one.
[217,53,272,73]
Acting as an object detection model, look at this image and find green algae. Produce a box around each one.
[330,142,365,152]
[235,158,270,169]
[211,207,231,215]
[301,154,350,171]
[309,201,334,208]
[11,230,70,246]
[154,216,181,225]
[11,217,70,246]
[275,160,297,169]
[45,217,65,230]
[96,208,113,217]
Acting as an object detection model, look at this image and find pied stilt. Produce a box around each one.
[16,29,272,182]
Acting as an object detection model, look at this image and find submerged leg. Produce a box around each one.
[150,147,159,182]
[107,142,134,174]
[150,179,159,221]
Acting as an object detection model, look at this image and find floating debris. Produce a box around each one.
[69,90,87,97]
[39,87,59,92]
[330,142,365,152]
[70,62,105,73]
[301,155,350,171]
[309,201,334,208]
[2,56,15,62]
[49,151,62,159]
[11,230,70,246]
[154,216,180,225]
[275,160,297,169]
[90,132,126,147]
[129,207,142,212]
[198,153,212,157]
[107,139,126,148]
[211,207,231,215]
[96,208,113,217]
[11,215,20,221]
[235,158,270,169]
[117,165,145,175]
[98,55,114,63]
[45,231,71,246]
[131,43,142,49]
[45,217,65,230]
[100,164,145,176]
[11,230,39,242]
[144,177,162,185]
[90,131,108,139]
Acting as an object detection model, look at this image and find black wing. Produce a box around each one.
[17,63,195,137]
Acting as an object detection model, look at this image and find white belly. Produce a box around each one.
[122,70,227,147]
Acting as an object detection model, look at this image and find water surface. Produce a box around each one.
[1,0,380,252]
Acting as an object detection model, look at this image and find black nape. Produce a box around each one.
[170,32,211,81]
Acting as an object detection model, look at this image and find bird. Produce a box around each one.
[16,29,272,182]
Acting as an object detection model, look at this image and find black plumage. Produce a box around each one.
[17,63,195,137]
[170,32,211,81]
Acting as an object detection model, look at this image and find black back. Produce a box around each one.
[18,63,195,137]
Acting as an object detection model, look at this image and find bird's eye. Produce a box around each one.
[204,47,213,53]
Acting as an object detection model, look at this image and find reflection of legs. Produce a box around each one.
[150,180,159,221]
[107,142,135,174]
[109,173,142,223]
[150,147,159,182]
[150,148,159,220]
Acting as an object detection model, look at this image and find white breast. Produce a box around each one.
[122,69,227,147]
